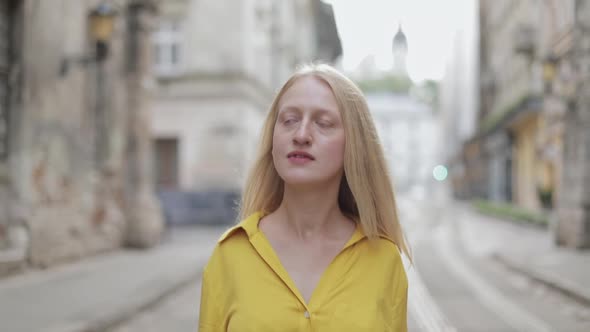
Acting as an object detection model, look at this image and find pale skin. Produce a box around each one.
[259,76,356,304]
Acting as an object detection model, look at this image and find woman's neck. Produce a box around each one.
[275,181,347,241]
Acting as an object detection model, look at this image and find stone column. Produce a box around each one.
[555,0,590,248]
[123,0,164,248]
[0,0,28,276]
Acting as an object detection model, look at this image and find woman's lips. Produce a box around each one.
[287,151,315,165]
[288,156,313,165]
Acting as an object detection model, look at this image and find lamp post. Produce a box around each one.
[92,3,117,167]
[60,2,117,76]
[542,55,558,94]
[89,4,117,61]
[60,2,118,166]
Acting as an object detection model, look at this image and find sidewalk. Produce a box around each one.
[0,225,224,332]
[455,201,590,306]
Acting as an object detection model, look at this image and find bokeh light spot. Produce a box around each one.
[433,165,448,181]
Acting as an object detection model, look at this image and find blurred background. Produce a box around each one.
[0,0,589,331]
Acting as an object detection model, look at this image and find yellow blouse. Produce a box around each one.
[199,212,408,332]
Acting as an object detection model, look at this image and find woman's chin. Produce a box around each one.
[281,175,338,188]
[283,177,318,187]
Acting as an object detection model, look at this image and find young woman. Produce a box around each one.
[199,64,411,331]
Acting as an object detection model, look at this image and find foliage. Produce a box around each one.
[537,187,553,209]
[473,199,549,227]
[355,74,413,94]
[411,79,439,109]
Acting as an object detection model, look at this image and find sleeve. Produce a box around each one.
[390,251,409,332]
[198,261,223,332]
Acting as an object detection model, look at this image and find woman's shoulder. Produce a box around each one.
[204,228,249,276]
[364,235,405,266]
[368,238,408,285]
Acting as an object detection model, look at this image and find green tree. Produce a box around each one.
[411,79,439,110]
[356,74,413,94]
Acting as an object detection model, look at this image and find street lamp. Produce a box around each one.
[89,3,117,61]
[542,55,559,93]
[60,2,118,76]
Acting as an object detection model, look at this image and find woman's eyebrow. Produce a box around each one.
[314,108,338,116]
[277,106,300,114]
[278,105,339,119]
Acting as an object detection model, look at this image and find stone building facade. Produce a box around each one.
[476,0,546,209]
[149,0,342,224]
[453,0,588,248]
[0,0,164,276]
[555,0,590,248]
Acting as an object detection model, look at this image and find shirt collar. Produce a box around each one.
[218,211,264,243]
[218,211,368,247]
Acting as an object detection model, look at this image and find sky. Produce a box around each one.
[324,0,474,82]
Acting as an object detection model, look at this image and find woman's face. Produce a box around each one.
[272,76,345,187]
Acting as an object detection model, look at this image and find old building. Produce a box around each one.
[363,27,439,193]
[0,0,164,276]
[484,0,543,210]
[368,93,438,193]
[459,0,588,248]
[554,0,590,248]
[438,0,480,198]
[468,0,563,210]
[150,0,342,224]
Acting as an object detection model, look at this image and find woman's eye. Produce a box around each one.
[284,118,297,125]
[317,121,332,128]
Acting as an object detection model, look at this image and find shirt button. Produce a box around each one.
[304,311,310,319]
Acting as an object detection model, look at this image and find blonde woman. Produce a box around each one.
[199,64,410,331]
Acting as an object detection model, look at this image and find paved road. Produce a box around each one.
[405,195,590,332]
[0,226,223,332]
[108,279,203,332]
[111,195,590,332]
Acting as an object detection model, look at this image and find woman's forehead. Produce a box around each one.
[278,76,338,113]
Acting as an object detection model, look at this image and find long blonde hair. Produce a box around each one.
[239,64,411,260]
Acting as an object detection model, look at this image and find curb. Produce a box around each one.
[464,201,548,230]
[455,201,590,307]
[493,254,590,307]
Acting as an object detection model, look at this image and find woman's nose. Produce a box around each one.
[293,122,312,145]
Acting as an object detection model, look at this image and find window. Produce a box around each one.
[152,19,184,76]
[154,138,179,190]
[171,43,179,64]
